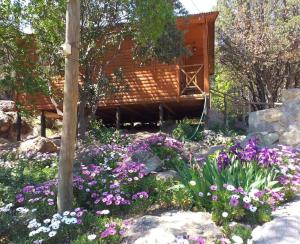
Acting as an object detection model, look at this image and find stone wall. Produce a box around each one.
[248,89,300,147]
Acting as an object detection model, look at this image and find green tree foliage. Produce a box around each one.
[216,0,300,110]
[0,0,48,102]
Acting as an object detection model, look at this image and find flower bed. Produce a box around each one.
[0,133,299,243]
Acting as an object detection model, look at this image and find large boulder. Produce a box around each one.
[19,136,58,154]
[155,170,178,181]
[122,211,223,244]
[279,125,300,146]
[0,111,13,133]
[248,108,283,133]
[282,89,300,103]
[0,100,15,112]
[280,99,300,125]
[131,151,164,174]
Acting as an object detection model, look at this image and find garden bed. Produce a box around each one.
[0,129,299,243]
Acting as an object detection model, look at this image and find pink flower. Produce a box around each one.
[210,185,218,191]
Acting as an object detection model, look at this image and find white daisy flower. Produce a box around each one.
[189,180,196,186]
[87,234,97,240]
[249,205,257,212]
[226,185,235,191]
[48,231,57,237]
[43,219,51,224]
[222,212,229,218]
[232,235,243,244]
[70,218,77,224]
[243,196,251,203]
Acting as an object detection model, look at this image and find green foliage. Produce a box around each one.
[201,154,279,192]
[224,223,252,244]
[0,152,57,204]
[172,119,204,142]
[0,0,49,101]
[88,120,129,145]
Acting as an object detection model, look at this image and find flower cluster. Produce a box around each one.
[16,180,57,206]
[132,191,149,200]
[128,133,183,154]
[87,220,130,241]
[73,159,148,208]
[27,208,86,240]
[0,203,14,212]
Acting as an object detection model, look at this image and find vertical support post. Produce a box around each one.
[116,106,121,130]
[224,95,228,128]
[202,22,209,93]
[57,0,80,213]
[16,112,22,141]
[41,111,46,137]
[159,104,164,130]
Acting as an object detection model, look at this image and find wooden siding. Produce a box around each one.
[16,12,219,117]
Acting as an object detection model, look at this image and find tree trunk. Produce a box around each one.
[57,0,80,213]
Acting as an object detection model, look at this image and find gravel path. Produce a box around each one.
[251,194,300,244]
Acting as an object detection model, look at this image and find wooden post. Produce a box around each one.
[16,112,22,141]
[40,111,46,137]
[202,22,209,94]
[224,95,228,128]
[159,104,164,130]
[57,0,80,213]
[116,106,121,130]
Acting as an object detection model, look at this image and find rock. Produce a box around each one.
[0,111,13,133]
[207,145,225,155]
[281,100,300,125]
[248,109,283,133]
[282,88,300,103]
[251,194,300,244]
[155,170,178,181]
[0,100,15,112]
[131,151,164,174]
[207,110,224,128]
[279,125,300,146]
[19,136,58,154]
[0,137,10,146]
[122,211,223,244]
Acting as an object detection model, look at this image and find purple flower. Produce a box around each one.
[257,147,279,167]
[240,138,258,162]
[212,195,218,201]
[217,152,230,171]
[229,197,239,207]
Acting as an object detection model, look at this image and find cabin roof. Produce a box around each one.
[177,11,219,25]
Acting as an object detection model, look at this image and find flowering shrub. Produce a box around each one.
[1,132,300,243]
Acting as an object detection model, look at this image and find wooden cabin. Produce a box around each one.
[17,12,218,130]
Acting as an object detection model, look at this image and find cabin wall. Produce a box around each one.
[16,12,218,118]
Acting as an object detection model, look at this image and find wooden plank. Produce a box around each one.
[203,22,210,94]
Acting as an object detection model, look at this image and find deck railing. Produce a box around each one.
[179,64,204,96]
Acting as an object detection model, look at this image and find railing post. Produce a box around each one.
[116,106,121,130]
[177,65,180,100]
[16,112,22,141]
[159,103,164,131]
